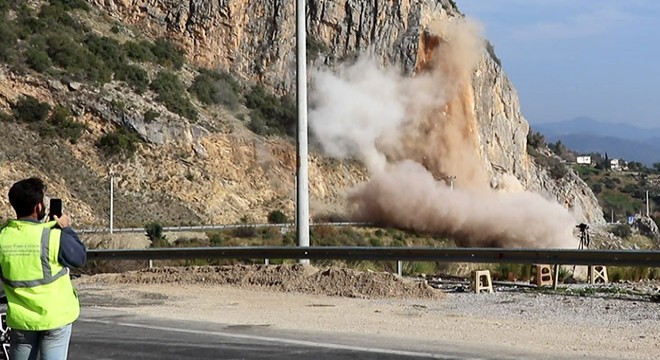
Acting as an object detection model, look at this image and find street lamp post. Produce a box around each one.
[296,0,310,264]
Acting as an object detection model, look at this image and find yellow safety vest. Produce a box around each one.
[0,220,79,330]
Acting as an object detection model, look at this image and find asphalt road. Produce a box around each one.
[69,308,615,360]
[70,309,491,360]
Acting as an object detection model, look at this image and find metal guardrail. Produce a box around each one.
[86,246,660,267]
[79,222,371,234]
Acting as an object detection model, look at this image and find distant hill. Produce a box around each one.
[535,116,660,141]
[533,117,660,165]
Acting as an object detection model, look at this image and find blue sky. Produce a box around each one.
[458,0,660,128]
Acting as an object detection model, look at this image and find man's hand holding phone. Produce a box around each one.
[54,214,70,229]
[48,198,69,228]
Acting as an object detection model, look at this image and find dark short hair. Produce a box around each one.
[8,177,46,218]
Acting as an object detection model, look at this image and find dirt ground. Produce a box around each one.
[75,264,660,360]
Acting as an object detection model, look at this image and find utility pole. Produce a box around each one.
[109,169,115,234]
[296,0,310,265]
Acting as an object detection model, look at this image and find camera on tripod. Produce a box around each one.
[576,223,590,249]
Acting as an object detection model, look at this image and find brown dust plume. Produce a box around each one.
[309,17,578,248]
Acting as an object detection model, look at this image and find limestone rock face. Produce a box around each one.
[635,215,659,240]
[85,0,604,224]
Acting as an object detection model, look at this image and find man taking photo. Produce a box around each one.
[0,177,86,360]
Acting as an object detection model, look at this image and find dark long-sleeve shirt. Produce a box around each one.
[19,219,87,268]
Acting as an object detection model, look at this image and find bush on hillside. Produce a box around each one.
[526,130,545,149]
[123,40,155,62]
[143,109,160,123]
[150,38,185,69]
[150,71,198,120]
[267,210,288,224]
[114,64,149,93]
[12,96,50,123]
[0,15,16,63]
[48,105,86,143]
[96,127,141,157]
[45,32,112,83]
[245,85,296,137]
[610,224,632,238]
[145,222,164,243]
[189,69,240,109]
[25,47,52,72]
[84,34,126,70]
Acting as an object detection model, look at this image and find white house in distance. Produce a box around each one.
[576,156,592,165]
[610,158,623,171]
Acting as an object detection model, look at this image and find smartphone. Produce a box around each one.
[49,198,62,221]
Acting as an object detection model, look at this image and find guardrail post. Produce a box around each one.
[396,260,403,276]
[264,258,270,265]
[148,259,153,269]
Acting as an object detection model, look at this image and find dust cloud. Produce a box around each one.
[309,17,578,248]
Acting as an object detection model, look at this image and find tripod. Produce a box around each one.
[571,223,590,278]
[577,223,590,250]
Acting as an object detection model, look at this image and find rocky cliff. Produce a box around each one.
[0,0,605,232]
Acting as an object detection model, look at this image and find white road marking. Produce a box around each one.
[81,318,486,359]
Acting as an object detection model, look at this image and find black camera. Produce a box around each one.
[576,223,589,231]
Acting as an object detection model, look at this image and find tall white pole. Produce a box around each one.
[296,0,310,264]
[110,170,114,235]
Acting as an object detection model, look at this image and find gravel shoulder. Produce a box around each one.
[75,265,660,360]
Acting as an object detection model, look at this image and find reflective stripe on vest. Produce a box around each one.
[0,227,68,288]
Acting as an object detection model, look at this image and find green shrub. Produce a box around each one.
[526,130,545,149]
[267,210,288,224]
[12,96,50,123]
[51,0,91,12]
[114,64,149,93]
[608,267,657,282]
[38,2,86,32]
[48,105,86,143]
[96,126,141,157]
[143,109,160,123]
[150,38,185,69]
[25,47,52,72]
[150,71,198,120]
[231,216,256,238]
[549,162,568,180]
[46,33,111,83]
[0,16,16,62]
[610,224,632,238]
[123,40,155,62]
[173,237,209,247]
[208,232,224,246]
[145,222,164,243]
[245,85,296,137]
[189,69,240,109]
[369,237,383,247]
[84,34,126,70]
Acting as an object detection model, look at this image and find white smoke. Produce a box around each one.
[309,17,578,249]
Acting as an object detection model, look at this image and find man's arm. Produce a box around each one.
[58,227,87,268]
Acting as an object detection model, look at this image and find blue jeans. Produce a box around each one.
[9,324,72,360]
